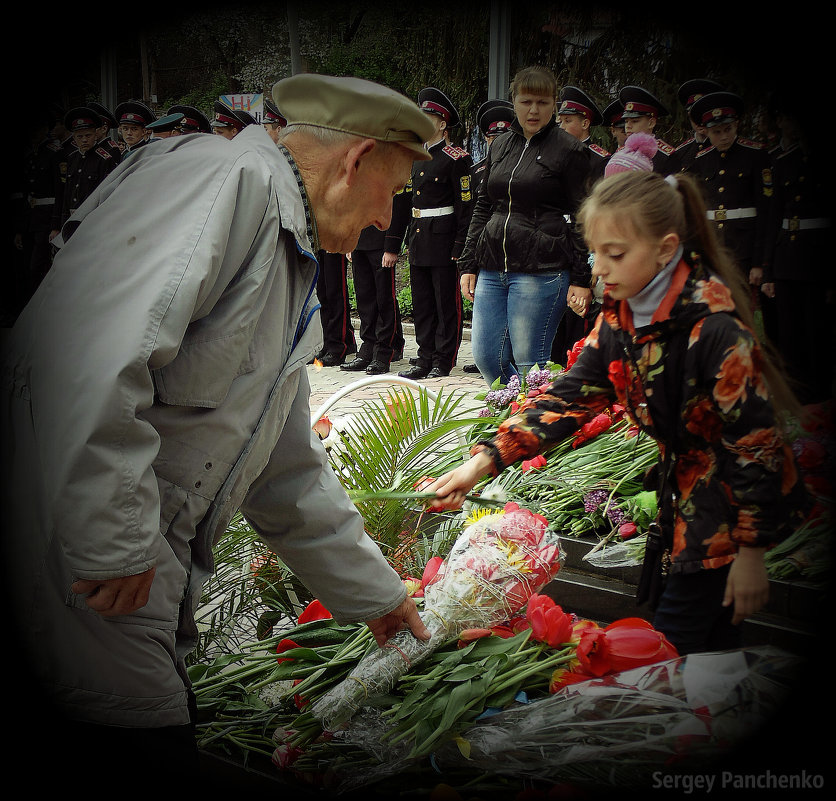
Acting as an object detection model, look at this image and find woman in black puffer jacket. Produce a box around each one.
[458,66,593,386]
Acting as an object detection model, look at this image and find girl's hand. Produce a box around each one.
[722,546,769,625]
[426,451,494,511]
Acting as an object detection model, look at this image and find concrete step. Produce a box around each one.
[544,534,822,656]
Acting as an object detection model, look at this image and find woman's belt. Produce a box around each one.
[412,206,454,218]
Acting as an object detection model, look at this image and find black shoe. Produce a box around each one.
[427,367,451,378]
[340,357,371,371]
[365,359,390,375]
[462,363,480,373]
[318,352,345,367]
[398,365,430,380]
[409,357,419,365]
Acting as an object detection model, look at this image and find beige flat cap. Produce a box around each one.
[273,73,435,160]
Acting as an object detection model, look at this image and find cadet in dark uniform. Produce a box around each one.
[87,102,122,160]
[168,105,211,134]
[17,111,62,298]
[10,111,59,312]
[341,204,408,375]
[603,100,627,151]
[470,100,515,197]
[233,109,258,129]
[50,107,120,236]
[552,86,607,366]
[395,87,474,379]
[262,98,287,144]
[763,89,833,403]
[146,113,185,140]
[557,86,610,186]
[667,78,724,175]
[690,92,774,307]
[461,99,515,374]
[115,100,156,156]
[618,86,675,174]
[315,250,357,366]
[210,101,246,140]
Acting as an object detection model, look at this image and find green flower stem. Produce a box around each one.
[408,644,577,757]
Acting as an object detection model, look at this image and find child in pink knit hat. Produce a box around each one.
[604,132,658,175]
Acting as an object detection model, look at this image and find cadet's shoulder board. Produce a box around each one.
[588,143,610,158]
[738,138,766,150]
[656,140,675,156]
[695,145,715,159]
[443,144,467,160]
[674,137,695,152]
[96,147,112,160]
[47,141,61,152]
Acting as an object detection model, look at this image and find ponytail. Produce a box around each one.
[578,171,802,422]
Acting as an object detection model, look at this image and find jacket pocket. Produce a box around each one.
[152,320,258,408]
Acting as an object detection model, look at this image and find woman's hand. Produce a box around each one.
[460,273,477,302]
[567,285,592,317]
[723,546,769,625]
[426,450,494,511]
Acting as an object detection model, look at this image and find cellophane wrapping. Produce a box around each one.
[310,504,564,730]
[327,645,803,793]
[431,645,803,785]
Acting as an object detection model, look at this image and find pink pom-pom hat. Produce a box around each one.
[604,132,658,176]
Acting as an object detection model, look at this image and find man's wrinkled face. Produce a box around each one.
[119,123,145,147]
[317,142,415,254]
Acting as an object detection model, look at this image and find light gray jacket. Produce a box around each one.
[2,125,407,627]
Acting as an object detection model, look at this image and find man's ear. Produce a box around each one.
[344,138,378,186]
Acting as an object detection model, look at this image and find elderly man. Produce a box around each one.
[2,74,434,782]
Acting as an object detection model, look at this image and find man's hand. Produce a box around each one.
[761,282,775,299]
[71,567,157,617]
[748,266,763,286]
[366,596,430,647]
[382,251,398,268]
[723,547,769,625]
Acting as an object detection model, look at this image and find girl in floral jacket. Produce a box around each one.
[430,170,807,655]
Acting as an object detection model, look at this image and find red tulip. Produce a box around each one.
[272,743,303,769]
[571,412,613,449]
[522,454,548,473]
[618,522,638,540]
[526,594,575,648]
[457,628,494,647]
[297,599,332,624]
[549,668,592,694]
[422,556,445,588]
[275,638,301,664]
[577,617,678,676]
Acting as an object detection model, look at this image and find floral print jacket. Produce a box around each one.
[476,252,808,573]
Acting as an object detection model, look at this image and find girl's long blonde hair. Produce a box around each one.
[577,170,801,421]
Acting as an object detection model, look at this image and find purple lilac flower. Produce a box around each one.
[478,407,493,417]
[583,489,608,513]
[525,368,553,389]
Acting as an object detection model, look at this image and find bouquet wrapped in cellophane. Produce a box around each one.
[310,502,564,731]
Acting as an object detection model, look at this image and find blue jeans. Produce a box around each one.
[471,269,569,385]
